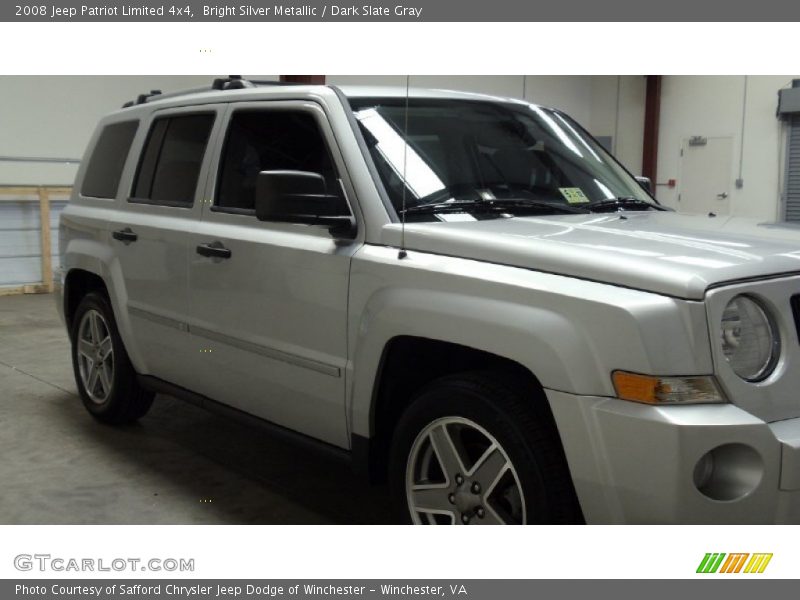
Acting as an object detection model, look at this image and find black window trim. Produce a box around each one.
[210,105,345,217]
[80,119,140,200]
[127,110,216,208]
[209,205,255,216]
[126,197,199,209]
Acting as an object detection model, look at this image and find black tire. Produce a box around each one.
[70,291,154,424]
[389,371,583,524]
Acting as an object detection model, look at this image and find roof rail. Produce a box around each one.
[121,76,319,108]
[121,89,162,108]
[211,75,252,90]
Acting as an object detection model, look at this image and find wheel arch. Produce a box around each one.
[347,286,608,443]
[63,268,109,331]
[353,334,564,483]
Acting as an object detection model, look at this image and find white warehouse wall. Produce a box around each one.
[656,75,796,220]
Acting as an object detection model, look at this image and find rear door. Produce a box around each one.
[186,101,361,448]
[107,105,223,389]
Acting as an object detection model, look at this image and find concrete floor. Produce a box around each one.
[0,293,391,524]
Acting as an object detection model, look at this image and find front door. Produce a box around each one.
[186,102,360,448]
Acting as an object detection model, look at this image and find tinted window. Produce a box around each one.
[216,110,342,212]
[132,113,214,206]
[81,121,138,199]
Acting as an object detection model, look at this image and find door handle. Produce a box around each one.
[112,227,138,244]
[196,241,232,259]
[716,192,729,199]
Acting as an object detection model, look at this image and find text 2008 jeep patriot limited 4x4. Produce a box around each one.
[57,77,800,524]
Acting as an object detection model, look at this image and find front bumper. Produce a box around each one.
[546,389,800,523]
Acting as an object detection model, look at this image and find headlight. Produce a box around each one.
[720,295,779,382]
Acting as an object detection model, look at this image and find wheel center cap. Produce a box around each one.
[454,488,476,513]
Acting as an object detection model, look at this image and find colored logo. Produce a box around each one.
[697,553,772,574]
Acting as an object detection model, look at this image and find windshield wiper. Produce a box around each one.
[402,198,588,216]
[585,196,665,212]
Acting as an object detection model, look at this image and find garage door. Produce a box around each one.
[785,114,800,222]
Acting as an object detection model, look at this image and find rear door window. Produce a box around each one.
[80,120,139,199]
[131,113,215,207]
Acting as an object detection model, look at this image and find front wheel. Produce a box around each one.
[389,372,582,525]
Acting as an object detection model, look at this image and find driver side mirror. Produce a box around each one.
[635,176,653,195]
[255,170,356,239]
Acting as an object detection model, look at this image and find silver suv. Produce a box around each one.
[58,77,800,524]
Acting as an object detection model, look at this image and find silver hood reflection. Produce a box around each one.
[381,212,800,299]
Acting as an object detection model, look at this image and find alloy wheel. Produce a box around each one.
[76,309,114,404]
[405,416,526,524]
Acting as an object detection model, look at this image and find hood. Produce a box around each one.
[380,212,800,299]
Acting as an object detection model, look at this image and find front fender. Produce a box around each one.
[347,245,713,438]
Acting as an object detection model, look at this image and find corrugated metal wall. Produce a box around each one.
[0,191,68,289]
[785,115,800,221]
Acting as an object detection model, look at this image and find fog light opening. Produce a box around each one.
[693,453,714,490]
[693,444,763,502]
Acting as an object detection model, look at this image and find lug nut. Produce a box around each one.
[461,513,470,524]
[476,507,485,519]
[448,493,455,505]
[455,474,464,485]
[471,482,481,494]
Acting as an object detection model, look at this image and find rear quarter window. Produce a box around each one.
[80,120,139,199]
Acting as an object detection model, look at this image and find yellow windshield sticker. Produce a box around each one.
[559,187,590,204]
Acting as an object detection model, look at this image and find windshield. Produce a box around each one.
[349,97,657,221]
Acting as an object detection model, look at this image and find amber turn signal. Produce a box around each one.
[612,371,726,405]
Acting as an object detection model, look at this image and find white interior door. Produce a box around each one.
[678,136,733,216]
